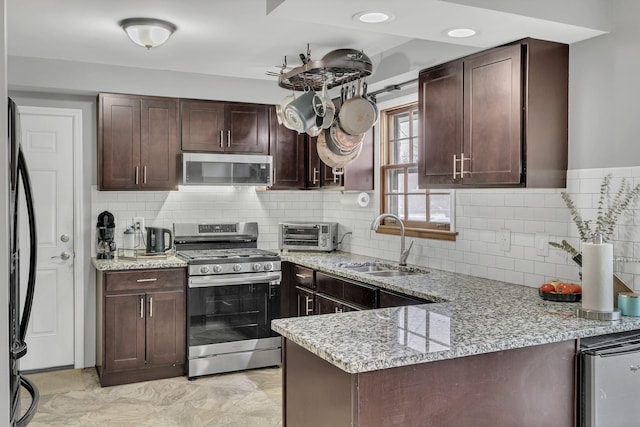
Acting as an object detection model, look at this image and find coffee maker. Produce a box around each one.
[96,211,116,259]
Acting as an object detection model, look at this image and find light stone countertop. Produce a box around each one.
[271,251,640,374]
[92,254,187,271]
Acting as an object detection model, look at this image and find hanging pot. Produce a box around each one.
[317,130,364,168]
[339,79,377,135]
[279,94,297,130]
[328,120,364,154]
[284,90,316,133]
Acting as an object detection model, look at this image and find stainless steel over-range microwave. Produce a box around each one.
[181,153,272,186]
[279,222,338,252]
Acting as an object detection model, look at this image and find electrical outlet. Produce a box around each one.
[133,217,145,232]
[535,233,549,257]
[497,229,511,251]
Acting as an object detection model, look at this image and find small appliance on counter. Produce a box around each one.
[96,211,116,259]
[145,227,173,254]
[279,222,338,251]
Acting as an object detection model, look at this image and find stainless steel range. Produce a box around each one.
[174,222,282,379]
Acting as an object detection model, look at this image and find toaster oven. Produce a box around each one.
[279,222,338,252]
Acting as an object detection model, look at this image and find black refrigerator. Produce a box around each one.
[8,98,39,425]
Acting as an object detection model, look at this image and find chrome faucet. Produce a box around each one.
[370,213,414,266]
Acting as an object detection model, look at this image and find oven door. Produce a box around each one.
[188,272,281,349]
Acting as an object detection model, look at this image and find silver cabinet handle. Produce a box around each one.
[60,234,69,242]
[227,130,231,147]
[454,153,471,179]
[295,273,311,279]
[305,296,313,315]
[149,297,153,318]
[135,166,139,185]
[51,251,71,260]
[136,278,157,283]
[140,297,144,318]
[220,130,224,148]
[452,154,457,179]
[460,152,470,177]
[143,166,147,184]
[312,168,319,184]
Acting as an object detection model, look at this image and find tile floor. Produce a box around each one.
[21,367,282,426]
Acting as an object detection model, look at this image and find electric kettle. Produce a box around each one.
[145,227,173,254]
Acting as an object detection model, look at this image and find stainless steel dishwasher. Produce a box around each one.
[579,331,640,426]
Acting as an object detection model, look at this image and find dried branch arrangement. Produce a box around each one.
[550,174,640,255]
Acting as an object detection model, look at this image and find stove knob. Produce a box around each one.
[264,262,274,271]
[233,264,242,272]
[213,265,223,273]
[200,266,210,274]
[253,263,263,272]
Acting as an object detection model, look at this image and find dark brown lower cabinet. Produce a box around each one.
[315,293,360,314]
[295,286,315,317]
[96,268,186,386]
[283,339,576,427]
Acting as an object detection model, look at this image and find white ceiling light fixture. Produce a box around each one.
[119,18,177,50]
[446,27,477,38]
[353,11,393,24]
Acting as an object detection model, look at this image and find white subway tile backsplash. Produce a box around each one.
[90,166,640,288]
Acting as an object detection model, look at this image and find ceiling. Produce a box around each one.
[7,0,611,92]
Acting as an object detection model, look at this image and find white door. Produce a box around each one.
[18,107,77,370]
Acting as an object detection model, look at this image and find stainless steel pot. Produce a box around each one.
[339,80,377,135]
[328,120,364,154]
[284,90,317,133]
[317,129,363,168]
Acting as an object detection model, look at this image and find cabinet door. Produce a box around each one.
[295,286,315,317]
[418,62,463,188]
[104,294,146,372]
[315,293,342,315]
[140,98,179,190]
[463,44,522,185]
[99,94,141,190]
[146,290,186,367]
[226,103,269,154]
[269,107,306,189]
[180,100,226,152]
[344,126,374,191]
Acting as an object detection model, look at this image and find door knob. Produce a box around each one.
[60,234,70,242]
[51,251,71,260]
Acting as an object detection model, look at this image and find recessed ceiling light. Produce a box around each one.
[446,28,477,38]
[353,11,393,24]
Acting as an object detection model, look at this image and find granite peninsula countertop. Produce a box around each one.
[92,254,187,271]
[271,251,640,374]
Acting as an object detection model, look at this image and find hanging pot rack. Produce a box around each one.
[275,45,373,92]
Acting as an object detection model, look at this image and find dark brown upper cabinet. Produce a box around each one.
[98,93,179,191]
[181,100,269,154]
[268,106,306,189]
[418,38,568,189]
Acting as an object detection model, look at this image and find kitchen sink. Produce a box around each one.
[366,270,421,277]
[341,264,392,273]
[335,262,428,277]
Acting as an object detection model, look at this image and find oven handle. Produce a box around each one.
[189,272,282,288]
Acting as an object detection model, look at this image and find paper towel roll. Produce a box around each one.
[581,242,614,312]
[339,192,370,207]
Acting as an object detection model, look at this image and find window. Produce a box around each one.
[379,103,454,240]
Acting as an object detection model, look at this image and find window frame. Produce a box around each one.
[378,102,456,241]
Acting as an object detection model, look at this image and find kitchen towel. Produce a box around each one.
[582,242,614,312]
